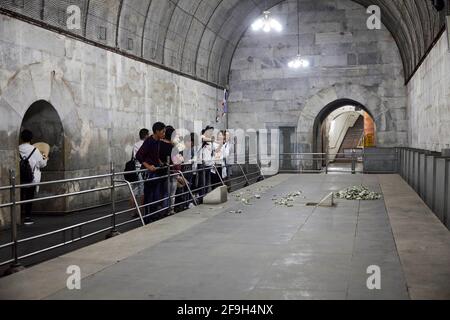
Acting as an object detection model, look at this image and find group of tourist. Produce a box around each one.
[17,123,233,226]
[133,122,233,223]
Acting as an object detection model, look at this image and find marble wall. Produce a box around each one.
[228,0,408,153]
[0,15,223,227]
[407,30,450,152]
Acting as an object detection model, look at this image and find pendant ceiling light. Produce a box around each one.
[288,0,309,69]
[251,0,282,33]
[288,54,310,68]
[251,11,282,33]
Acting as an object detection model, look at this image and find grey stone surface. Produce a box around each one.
[228,0,407,152]
[30,175,411,299]
[407,30,450,153]
[380,174,450,300]
[2,174,448,300]
[0,0,443,86]
[0,16,223,225]
[0,175,291,299]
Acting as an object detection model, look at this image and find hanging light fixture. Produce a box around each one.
[288,0,309,69]
[251,0,282,33]
[251,11,282,32]
[288,54,310,68]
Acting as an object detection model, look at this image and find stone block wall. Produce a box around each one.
[407,30,450,152]
[0,15,223,227]
[228,0,408,152]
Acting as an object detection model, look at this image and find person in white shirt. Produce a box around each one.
[223,131,233,191]
[211,131,225,189]
[181,133,197,208]
[223,131,233,165]
[131,129,149,212]
[165,127,185,215]
[18,130,48,226]
[198,126,215,201]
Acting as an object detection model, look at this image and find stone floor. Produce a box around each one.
[0,174,449,300]
[327,162,364,173]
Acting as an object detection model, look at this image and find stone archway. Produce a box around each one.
[20,100,66,212]
[20,100,65,173]
[312,98,376,155]
[0,62,80,219]
[296,83,399,154]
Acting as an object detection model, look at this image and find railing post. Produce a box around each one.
[238,163,250,187]
[396,148,400,174]
[255,160,265,181]
[4,170,25,275]
[325,154,329,174]
[362,148,365,174]
[106,162,120,239]
[213,164,226,186]
[351,150,356,174]
[167,157,172,215]
[202,165,206,198]
[178,171,198,206]
[234,136,238,165]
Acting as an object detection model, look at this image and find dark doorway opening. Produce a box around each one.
[20,100,65,212]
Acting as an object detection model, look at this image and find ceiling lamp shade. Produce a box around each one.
[251,11,282,33]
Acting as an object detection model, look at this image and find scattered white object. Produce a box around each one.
[273,191,304,207]
[232,185,273,205]
[335,186,382,200]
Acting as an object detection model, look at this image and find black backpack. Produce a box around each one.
[124,154,139,183]
[20,148,36,184]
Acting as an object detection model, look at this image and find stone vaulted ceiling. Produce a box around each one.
[0,0,447,87]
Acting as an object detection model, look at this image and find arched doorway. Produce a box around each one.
[313,99,376,172]
[20,100,65,212]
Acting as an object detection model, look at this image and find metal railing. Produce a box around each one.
[0,158,265,275]
[272,150,400,174]
[0,149,399,274]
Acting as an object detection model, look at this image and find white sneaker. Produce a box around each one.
[188,203,196,209]
[24,218,34,226]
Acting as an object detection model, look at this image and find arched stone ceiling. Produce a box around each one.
[0,0,447,87]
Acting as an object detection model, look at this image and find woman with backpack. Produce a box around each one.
[18,130,48,226]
